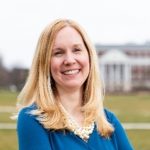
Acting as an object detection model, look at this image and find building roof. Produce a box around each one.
[131,58,150,65]
[99,49,130,64]
[95,43,150,52]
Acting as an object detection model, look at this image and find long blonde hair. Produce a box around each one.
[17,19,114,137]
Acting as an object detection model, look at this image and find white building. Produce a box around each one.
[96,44,150,92]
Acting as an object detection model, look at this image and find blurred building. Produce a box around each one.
[0,56,11,88]
[0,57,28,91]
[96,43,150,92]
[10,68,28,91]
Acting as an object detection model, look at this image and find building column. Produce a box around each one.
[115,64,121,89]
[109,64,114,92]
[124,64,131,91]
[100,63,105,82]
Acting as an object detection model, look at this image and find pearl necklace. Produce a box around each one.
[59,103,94,141]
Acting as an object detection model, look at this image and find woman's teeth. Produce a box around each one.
[63,69,79,75]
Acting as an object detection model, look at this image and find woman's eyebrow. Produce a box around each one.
[73,44,84,49]
[52,47,64,51]
[73,43,82,47]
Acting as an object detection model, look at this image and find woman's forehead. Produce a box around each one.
[52,27,85,47]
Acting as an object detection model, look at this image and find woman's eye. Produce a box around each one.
[74,48,81,52]
[53,51,63,56]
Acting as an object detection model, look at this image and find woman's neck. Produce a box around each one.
[57,88,83,114]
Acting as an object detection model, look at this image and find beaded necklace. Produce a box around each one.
[59,103,94,141]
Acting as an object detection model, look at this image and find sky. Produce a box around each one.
[0,0,150,69]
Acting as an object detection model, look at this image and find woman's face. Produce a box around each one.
[50,26,90,91]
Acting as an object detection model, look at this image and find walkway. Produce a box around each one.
[0,123,150,130]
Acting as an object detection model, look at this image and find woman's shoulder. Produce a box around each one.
[18,104,37,122]
[104,109,134,150]
[17,105,51,149]
[104,108,119,124]
[17,104,46,133]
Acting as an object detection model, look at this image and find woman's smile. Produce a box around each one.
[61,69,80,75]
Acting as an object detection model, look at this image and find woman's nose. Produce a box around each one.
[63,53,76,65]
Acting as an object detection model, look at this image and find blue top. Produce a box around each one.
[17,105,134,150]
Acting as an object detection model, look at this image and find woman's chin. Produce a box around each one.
[63,83,82,91]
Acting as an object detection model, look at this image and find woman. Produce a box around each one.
[17,19,134,150]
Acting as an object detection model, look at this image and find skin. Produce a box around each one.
[50,26,90,126]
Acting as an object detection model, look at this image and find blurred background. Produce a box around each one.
[0,0,150,149]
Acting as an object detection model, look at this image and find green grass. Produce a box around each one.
[0,90,150,123]
[0,90,18,106]
[0,112,16,123]
[0,130,18,150]
[0,90,150,149]
[104,93,150,122]
[127,130,150,150]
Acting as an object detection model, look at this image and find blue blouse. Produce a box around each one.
[17,105,134,150]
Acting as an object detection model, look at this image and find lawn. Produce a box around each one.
[127,129,150,150]
[0,90,18,106]
[0,90,150,150]
[0,130,18,150]
[104,93,150,122]
[1,90,150,123]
